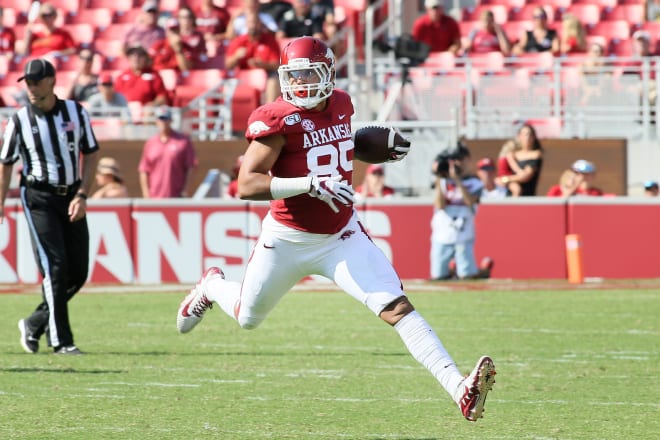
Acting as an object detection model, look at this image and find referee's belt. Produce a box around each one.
[22,176,81,196]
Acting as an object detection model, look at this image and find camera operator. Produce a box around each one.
[430,144,490,280]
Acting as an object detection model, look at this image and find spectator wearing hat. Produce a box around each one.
[21,3,77,58]
[138,106,198,198]
[86,72,131,121]
[91,157,129,199]
[644,180,659,197]
[123,0,166,53]
[411,0,461,54]
[476,158,507,200]
[355,164,395,202]
[114,44,169,108]
[150,6,208,72]
[570,159,603,196]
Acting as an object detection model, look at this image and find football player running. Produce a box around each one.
[176,36,495,421]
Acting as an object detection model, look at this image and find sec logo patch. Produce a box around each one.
[301,119,315,132]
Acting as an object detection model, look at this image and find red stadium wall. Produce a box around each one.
[0,198,658,285]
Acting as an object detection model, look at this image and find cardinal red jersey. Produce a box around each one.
[245,89,355,234]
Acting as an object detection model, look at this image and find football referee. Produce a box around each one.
[0,59,99,355]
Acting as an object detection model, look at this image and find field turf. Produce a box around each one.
[0,284,658,439]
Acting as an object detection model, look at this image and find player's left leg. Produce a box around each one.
[329,215,496,421]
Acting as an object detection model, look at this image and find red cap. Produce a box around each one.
[477,158,495,170]
[99,72,113,85]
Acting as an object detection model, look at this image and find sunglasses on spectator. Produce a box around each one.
[533,14,547,19]
[178,14,192,19]
[41,12,56,18]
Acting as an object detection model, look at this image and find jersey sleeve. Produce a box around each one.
[245,101,299,142]
[0,114,21,164]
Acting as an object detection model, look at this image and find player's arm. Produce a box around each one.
[237,133,288,200]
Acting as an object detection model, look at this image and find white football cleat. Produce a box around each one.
[456,355,496,422]
[176,267,225,334]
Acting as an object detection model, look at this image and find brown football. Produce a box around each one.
[353,126,402,164]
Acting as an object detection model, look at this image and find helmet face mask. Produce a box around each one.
[278,37,335,109]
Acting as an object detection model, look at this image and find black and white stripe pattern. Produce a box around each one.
[0,99,99,185]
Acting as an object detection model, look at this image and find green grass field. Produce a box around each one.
[0,285,658,439]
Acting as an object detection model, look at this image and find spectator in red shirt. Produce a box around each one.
[463,9,511,56]
[194,0,231,44]
[151,8,207,72]
[0,7,16,58]
[355,164,396,202]
[21,3,76,58]
[225,12,281,103]
[114,44,169,108]
[570,159,603,196]
[139,106,198,198]
[411,0,461,54]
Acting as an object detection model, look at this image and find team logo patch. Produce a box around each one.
[248,120,270,135]
[301,119,316,132]
[284,113,301,125]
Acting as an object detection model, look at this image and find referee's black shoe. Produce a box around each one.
[54,345,83,355]
[18,319,39,354]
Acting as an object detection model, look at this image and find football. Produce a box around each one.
[353,126,408,164]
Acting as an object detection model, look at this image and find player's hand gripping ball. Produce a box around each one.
[352,126,411,164]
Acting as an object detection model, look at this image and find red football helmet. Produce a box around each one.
[278,37,335,109]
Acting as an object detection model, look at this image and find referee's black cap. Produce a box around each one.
[18,59,56,82]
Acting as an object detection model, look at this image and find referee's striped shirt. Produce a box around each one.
[0,98,100,186]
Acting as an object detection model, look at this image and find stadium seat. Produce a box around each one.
[575,0,618,7]
[231,84,261,133]
[602,4,645,27]
[86,0,134,12]
[95,23,133,42]
[421,51,456,70]
[3,0,31,11]
[67,8,114,30]
[480,0,526,8]
[524,117,562,138]
[526,0,571,9]
[180,69,225,87]
[114,8,143,24]
[2,8,18,27]
[512,52,554,71]
[64,23,96,48]
[0,85,22,107]
[159,68,180,91]
[235,69,268,94]
[589,20,632,42]
[94,39,125,61]
[458,21,479,38]
[462,5,509,25]
[467,51,505,73]
[502,20,533,44]
[609,38,633,56]
[158,0,182,13]
[559,4,602,27]
[509,5,556,24]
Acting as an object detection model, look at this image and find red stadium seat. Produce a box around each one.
[509,5,556,24]
[480,0,526,8]
[159,69,180,91]
[462,5,509,24]
[526,0,571,8]
[574,0,617,8]
[236,69,268,94]
[86,0,134,13]
[458,21,479,38]
[67,8,114,30]
[602,4,645,27]
[180,69,225,86]
[63,23,96,48]
[608,38,633,56]
[94,39,125,60]
[589,20,632,42]
[158,0,182,13]
[47,0,82,13]
[467,51,505,72]
[421,51,456,70]
[559,4,602,27]
[502,20,533,44]
[114,8,143,24]
[95,23,133,41]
